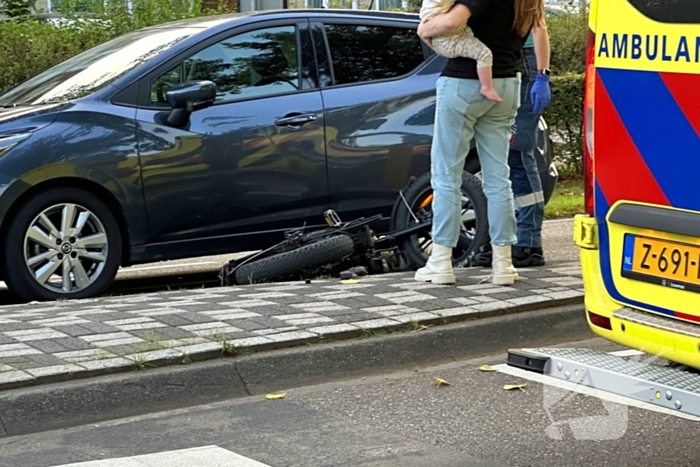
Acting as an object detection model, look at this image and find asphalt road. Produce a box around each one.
[0,218,580,301]
[1,335,698,467]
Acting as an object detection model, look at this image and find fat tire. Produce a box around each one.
[234,234,354,285]
[392,171,489,269]
[2,187,122,302]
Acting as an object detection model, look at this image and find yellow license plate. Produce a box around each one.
[622,235,700,291]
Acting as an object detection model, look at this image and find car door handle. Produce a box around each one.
[275,113,317,127]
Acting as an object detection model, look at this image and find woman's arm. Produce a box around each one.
[531,23,550,71]
[417,3,472,40]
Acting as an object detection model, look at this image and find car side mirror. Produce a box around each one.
[166,80,217,127]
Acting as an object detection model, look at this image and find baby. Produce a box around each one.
[419,0,501,102]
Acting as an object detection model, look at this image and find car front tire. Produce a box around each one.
[3,187,122,302]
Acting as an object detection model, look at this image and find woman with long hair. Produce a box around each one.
[415,0,550,286]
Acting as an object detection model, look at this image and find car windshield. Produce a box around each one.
[0,27,201,107]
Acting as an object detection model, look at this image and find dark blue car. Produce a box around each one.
[0,9,557,301]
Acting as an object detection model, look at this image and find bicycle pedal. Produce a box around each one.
[324,209,342,227]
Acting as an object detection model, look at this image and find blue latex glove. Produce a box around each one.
[530,73,551,115]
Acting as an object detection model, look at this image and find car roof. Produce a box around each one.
[141,8,419,30]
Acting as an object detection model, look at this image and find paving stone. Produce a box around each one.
[0,370,33,384]
[201,311,261,320]
[24,353,72,365]
[226,336,275,347]
[148,313,196,327]
[55,349,117,363]
[406,300,454,312]
[174,312,218,324]
[391,312,442,324]
[0,334,17,345]
[351,318,401,329]
[173,342,225,355]
[0,347,43,358]
[49,324,99,337]
[253,327,299,336]
[434,306,480,317]
[545,290,585,299]
[123,349,183,362]
[263,330,318,343]
[507,295,552,306]
[223,319,269,332]
[26,364,85,378]
[25,339,72,354]
[471,301,518,312]
[92,336,145,348]
[80,322,121,334]
[79,358,133,371]
[0,358,41,370]
[307,324,359,335]
[132,327,196,341]
[102,343,146,357]
[251,316,295,328]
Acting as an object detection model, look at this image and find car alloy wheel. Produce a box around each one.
[23,203,109,294]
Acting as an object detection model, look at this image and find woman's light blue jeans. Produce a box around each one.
[430,75,522,248]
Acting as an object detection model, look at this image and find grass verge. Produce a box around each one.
[545,176,584,219]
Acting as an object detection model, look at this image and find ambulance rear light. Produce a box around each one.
[588,310,612,331]
[583,27,595,216]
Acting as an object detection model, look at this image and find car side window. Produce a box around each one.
[150,25,300,106]
[323,24,425,86]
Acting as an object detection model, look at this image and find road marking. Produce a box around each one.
[52,446,271,467]
[493,353,700,421]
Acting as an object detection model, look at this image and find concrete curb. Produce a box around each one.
[0,302,591,437]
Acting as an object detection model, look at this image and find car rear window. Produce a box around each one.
[323,24,425,86]
[627,0,700,23]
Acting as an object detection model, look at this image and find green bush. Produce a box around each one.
[543,8,587,175]
[0,20,112,92]
[546,8,588,75]
[0,0,235,93]
[543,73,584,175]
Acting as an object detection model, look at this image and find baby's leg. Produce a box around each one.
[452,31,501,102]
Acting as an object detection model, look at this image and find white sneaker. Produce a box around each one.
[491,244,518,286]
[414,244,456,285]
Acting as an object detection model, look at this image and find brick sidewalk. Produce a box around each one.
[0,262,583,390]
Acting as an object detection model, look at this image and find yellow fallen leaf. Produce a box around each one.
[341,279,362,285]
[266,392,287,400]
[503,384,527,392]
[479,365,496,372]
[434,377,452,387]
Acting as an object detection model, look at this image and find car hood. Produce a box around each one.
[0,103,66,134]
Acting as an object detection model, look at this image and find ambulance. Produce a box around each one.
[574,0,700,369]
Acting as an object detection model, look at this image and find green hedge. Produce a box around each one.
[543,73,584,175]
[0,0,235,92]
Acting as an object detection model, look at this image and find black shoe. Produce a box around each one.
[471,250,492,267]
[469,246,545,268]
[469,244,492,267]
[512,246,545,267]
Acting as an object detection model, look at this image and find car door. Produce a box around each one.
[135,19,328,253]
[311,18,438,224]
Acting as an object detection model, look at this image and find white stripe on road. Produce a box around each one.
[52,446,271,467]
[492,362,700,421]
